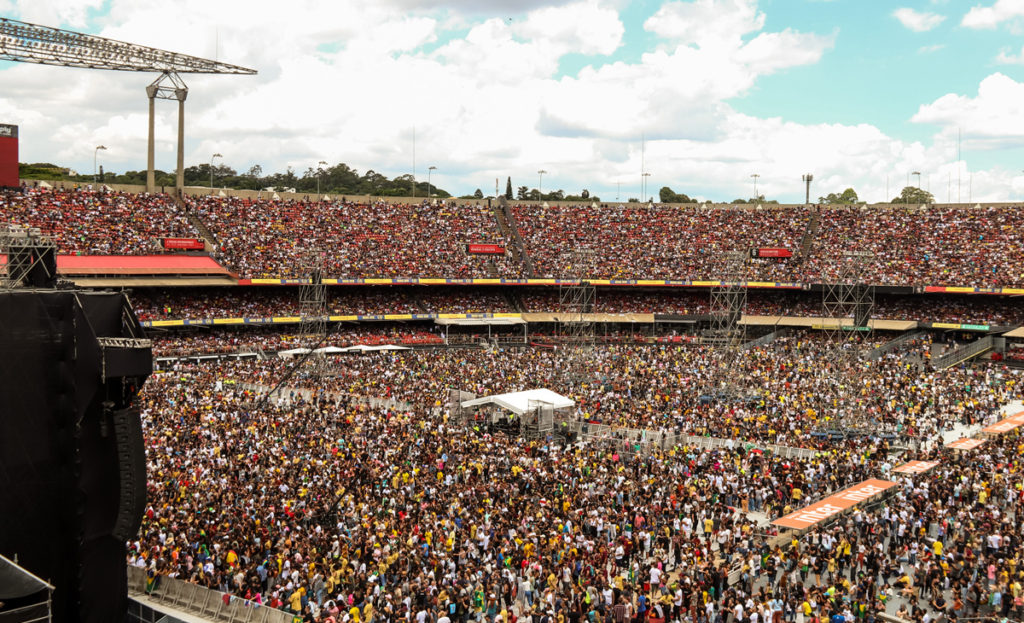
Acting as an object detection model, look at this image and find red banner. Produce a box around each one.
[772,479,897,530]
[467,243,505,255]
[757,247,792,258]
[162,238,205,250]
[892,460,939,475]
[0,124,18,188]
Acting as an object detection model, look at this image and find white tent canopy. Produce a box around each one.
[339,344,411,352]
[460,388,574,415]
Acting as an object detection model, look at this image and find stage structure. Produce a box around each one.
[557,248,596,387]
[457,389,573,441]
[0,17,256,194]
[817,251,876,435]
[702,250,750,399]
[1,227,153,622]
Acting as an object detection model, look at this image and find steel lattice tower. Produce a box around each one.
[703,250,750,398]
[298,252,330,380]
[817,251,876,434]
[557,249,597,388]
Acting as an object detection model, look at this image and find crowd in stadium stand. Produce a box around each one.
[130,336,1024,623]
[184,195,524,279]
[797,207,1024,288]
[131,287,1024,328]
[7,188,1024,287]
[150,325,444,358]
[2,187,196,254]
[132,288,421,321]
[510,204,807,282]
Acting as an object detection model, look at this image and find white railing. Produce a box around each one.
[934,335,994,369]
[126,566,295,623]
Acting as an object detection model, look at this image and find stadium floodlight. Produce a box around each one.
[210,153,222,189]
[538,170,547,198]
[912,171,921,189]
[317,161,328,198]
[802,173,814,205]
[751,173,760,199]
[642,172,651,203]
[428,166,437,198]
[93,145,106,184]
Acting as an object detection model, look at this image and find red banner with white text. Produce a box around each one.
[162,238,205,250]
[466,243,505,255]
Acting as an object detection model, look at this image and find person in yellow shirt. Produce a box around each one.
[933,540,943,556]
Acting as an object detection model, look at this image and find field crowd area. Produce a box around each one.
[132,334,1024,623]
[5,188,1024,286]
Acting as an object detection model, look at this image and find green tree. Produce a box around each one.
[505,177,513,199]
[819,188,859,204]
[581,189,590,199]
[473,188,484,199]
[892,186,935,204]
[659,186,693,203]
[517,186,529,200]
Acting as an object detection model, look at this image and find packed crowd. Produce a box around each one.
[130,337,1024,623]
[798,206,1024,288]
[150,325,444,358]
[130,286,1024,328]
[185,196,522,279]
[1,187,196,254]
[8,189,1024,287]
[133,288,421,321]
[511,204,807,282]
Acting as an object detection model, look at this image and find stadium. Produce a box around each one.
[1,5,1024,623]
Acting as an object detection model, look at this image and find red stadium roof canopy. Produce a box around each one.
[0,254,231,276]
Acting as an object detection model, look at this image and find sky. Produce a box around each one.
[3,0,1024,203]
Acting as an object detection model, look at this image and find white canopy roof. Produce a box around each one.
[461,388,574,415]
[339,344,412,352]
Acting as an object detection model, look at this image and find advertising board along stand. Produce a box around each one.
[945,437,985,451]
[771,478,898,536]
[891,460,940,476]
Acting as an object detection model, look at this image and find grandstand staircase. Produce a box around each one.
[933,335,996,369]
[866,330,928,361]
[797,208,821,258]
[503,288,526,313]
[496,198,535,277]
[175,194,219,248]
[410,292,429,313]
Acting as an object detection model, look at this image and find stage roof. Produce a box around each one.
[461,388,574,415]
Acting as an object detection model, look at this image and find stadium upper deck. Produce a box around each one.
[4,187,1024,288]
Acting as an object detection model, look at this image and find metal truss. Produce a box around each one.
[0,225,57,289]
[702,251,750,399]
[298,252,330,380]
[558,249,597,388]
[0,18,256,74]
[817,251,877,435]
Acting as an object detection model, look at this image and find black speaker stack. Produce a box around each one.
[0,287,152,623]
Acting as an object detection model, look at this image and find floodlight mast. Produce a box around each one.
[0,17,257,194]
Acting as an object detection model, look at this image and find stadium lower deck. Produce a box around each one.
[130,286,1024,623]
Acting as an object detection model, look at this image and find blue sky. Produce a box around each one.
[3,0,1024,202]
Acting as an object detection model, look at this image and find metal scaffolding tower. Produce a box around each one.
[298,252,330,380]
[702,251,750,398]
[0,225,57,289]
[557,249,597,388]
[817,251,876,435]
[0,18,256,194]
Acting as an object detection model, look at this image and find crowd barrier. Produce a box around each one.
[127,565,296,623]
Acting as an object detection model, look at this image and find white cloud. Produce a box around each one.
[1,0,1021,203]
[918,44,946,53]
[961,0,1024,29]
[912,73,1024,149]
[995,44,1024,63]
[893,7,946,31]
